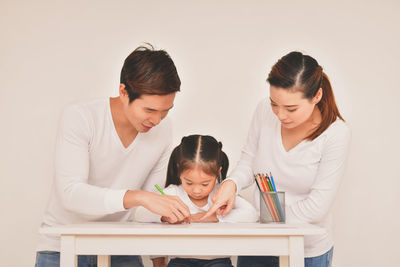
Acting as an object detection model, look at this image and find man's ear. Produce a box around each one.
[119,84,127,97]
[119,84,130,104]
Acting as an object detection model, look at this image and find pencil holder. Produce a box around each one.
[260,191,286,223]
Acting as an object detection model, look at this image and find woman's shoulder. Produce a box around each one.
[318,118,351,148]
[325,119,351,139]
[253,98,276,123]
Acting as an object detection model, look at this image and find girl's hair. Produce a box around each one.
[267,51,344,140]
[165,135,229,187]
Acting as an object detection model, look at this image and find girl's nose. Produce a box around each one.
[193,186,202,193]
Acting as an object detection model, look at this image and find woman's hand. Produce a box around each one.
[191,211,218,223]
[124,190,191,223]
[200,180,237,220]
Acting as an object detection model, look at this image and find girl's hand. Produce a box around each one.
[200,180,237,220]
[124,191,190,223]
[191,211,218,223]
[161,215,190,224]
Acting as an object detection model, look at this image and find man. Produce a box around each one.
[35,45,190,267]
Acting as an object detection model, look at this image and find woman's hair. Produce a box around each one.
[267,51,344,140]
[120,43,181,103]
[165,135,229,187]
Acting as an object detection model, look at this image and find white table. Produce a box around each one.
[40,222,325,267]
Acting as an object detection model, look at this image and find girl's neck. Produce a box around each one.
[188,195,209,208]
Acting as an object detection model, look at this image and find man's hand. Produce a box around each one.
[201,180,237,220]
[124,190,191,223]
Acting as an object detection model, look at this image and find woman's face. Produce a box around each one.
[269,86,319,129]
[180,167,217,203]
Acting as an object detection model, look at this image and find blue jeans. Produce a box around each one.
[237,247,333,267]
[167,257,233,267]
[35,251,144,267]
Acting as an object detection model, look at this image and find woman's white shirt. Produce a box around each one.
[228,98,351,257]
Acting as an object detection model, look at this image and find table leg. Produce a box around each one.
[98,255,111,267]
[60,235,77,267]
[288,236,304,267]
[279,255,289,267]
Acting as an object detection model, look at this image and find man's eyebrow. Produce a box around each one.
[145,105,174,112]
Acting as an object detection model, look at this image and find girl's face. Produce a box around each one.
[269,86,320,129]
[180,167,217,203]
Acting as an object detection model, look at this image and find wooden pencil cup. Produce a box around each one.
[260,191,286,223]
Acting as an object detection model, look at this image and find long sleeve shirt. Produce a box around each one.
[135,183,258,223]
[228,98,351,257]
[37,98,172,252]
[135,183,258,260]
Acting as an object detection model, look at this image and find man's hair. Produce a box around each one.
[120,44,181,102]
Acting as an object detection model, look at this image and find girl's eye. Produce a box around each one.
[287,109,297,112]
[202,184,209,187]
[270,103,277,107]
[186,182,192,185]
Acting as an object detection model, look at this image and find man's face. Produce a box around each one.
[121,89,176,133]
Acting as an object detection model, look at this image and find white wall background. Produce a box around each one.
[1,0,399,266]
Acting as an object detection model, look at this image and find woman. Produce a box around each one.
[203,51,351,267]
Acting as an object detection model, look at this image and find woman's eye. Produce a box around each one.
[202,184,209,187]
[186,183,192,186]
[287,109,297,112]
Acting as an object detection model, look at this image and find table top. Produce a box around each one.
[40,222,325,236]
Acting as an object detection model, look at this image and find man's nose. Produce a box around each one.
[149,112,162,126]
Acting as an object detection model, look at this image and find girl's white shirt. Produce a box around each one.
[135,183,258,223]
[227,98,351,257]
[135,183,258,261]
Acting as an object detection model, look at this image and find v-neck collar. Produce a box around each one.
[107,98,141,153]
[277,123,308,154]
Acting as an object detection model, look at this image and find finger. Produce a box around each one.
[200,202,222,220]
[171,206,187,223]
[222,199,235,216]
[174,196,191,217]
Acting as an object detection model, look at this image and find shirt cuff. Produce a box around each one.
[104,189,127,213]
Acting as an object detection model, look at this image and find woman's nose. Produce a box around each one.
[276,109,287,120]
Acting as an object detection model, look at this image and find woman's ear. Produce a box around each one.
[313,88,323,104]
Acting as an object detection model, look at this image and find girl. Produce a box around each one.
[135,135,258,267]
[204,52,351,267]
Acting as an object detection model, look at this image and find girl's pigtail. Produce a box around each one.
[218,142,229,182]
[165,145,181,187]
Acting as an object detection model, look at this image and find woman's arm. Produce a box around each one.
[203,100,266,219]
[288,124,351,223]
[217,195,258,223]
